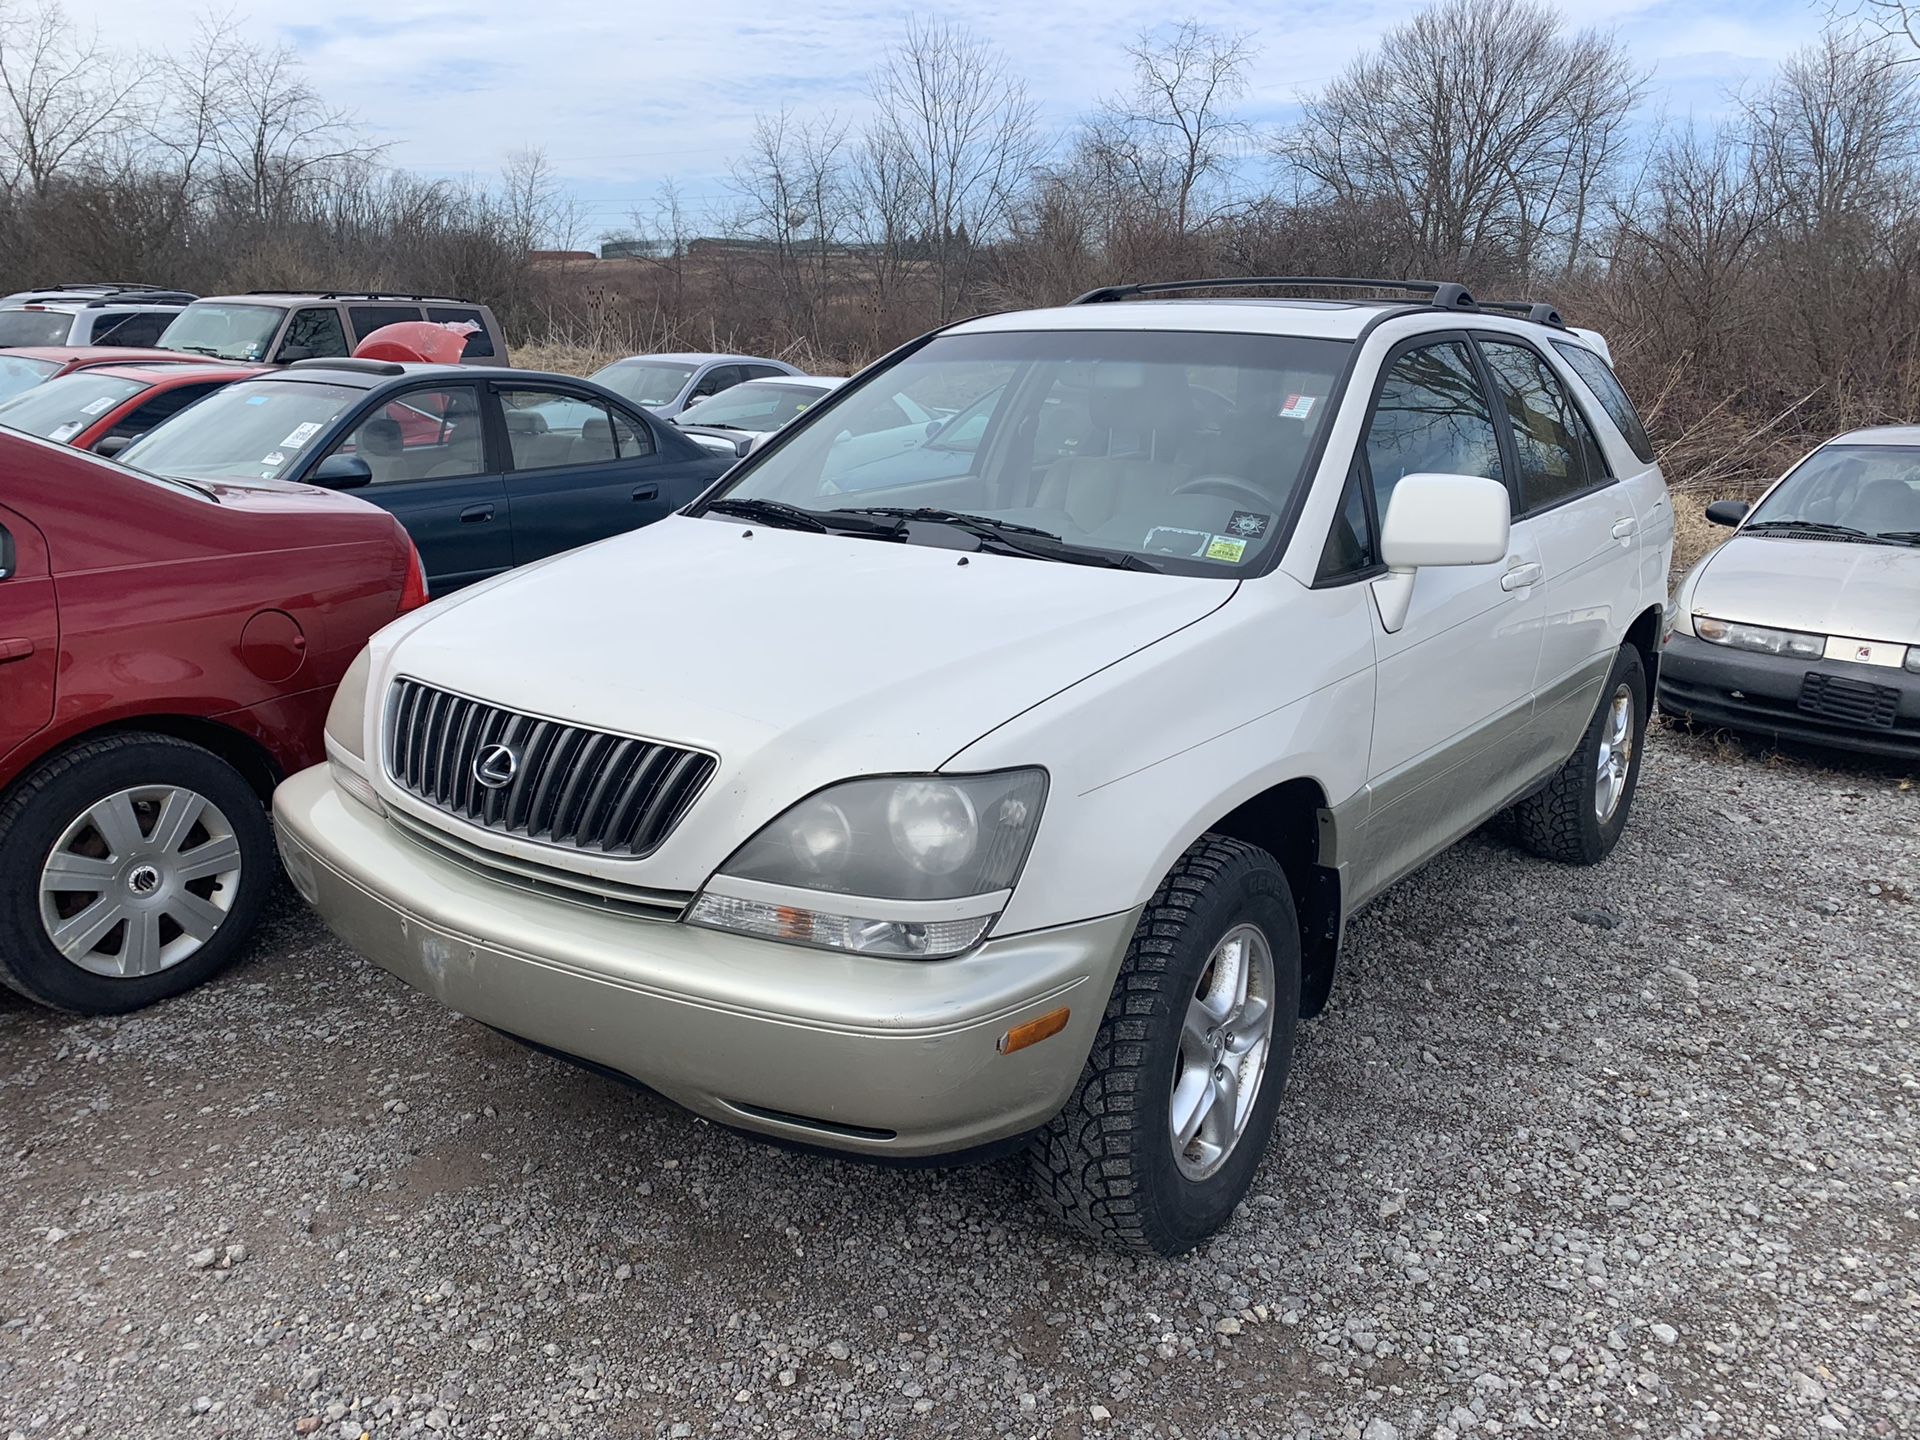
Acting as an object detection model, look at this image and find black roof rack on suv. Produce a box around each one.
[1070,276,1480,310]
[1476,299,1567,329]
[238,290,472,303]
[85,290,196,307]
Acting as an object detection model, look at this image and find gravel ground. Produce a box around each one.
[2,724,1916,1440]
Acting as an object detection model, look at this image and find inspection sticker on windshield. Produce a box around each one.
[280,421,323,448]
[1280,394,1317,419]
[81,397,115,416]
[1204,536,1248,562]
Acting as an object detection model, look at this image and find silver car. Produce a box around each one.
[589,353,803,418]
[1661,426,1920,757]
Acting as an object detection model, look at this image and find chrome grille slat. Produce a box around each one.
[384,678,715,858]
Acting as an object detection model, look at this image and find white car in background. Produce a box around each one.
[673,376,845,457]
[0,284,197,350]
[276,278,1672,1255]
[589,352,803,417]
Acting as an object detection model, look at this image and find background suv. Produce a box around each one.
[157,292,508,366]
[0,285,197,350]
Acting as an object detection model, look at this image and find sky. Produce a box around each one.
[70,0,1837,244]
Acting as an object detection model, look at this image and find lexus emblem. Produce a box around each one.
[473,743,519,789]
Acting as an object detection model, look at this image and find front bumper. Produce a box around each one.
[1657,633,1920,758]
[272,764,1136,1156]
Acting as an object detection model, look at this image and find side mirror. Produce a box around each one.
[92,434,132,459]
[310,452,373,489]
[277,344,315,363]
[924,420,941,438]
[1704,499,1749,528]
[1373,472,1512,633]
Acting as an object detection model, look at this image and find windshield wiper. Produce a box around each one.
[170,344,224,358]
[1875,529,1920,544]
[706,497,903,537]
[841,506,1160,571]
[688,421,748,432]
[1742,519,1879,539]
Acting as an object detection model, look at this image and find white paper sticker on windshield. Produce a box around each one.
[280,421,323,448]
[262,450,286,466]
[1142,526,1210,557]
[81,396,116,416]
[1281,394,1317,419]
[49,421,82,441]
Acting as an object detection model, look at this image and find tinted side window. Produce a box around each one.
[348,304,424,341]
[1479,339,1590,513]
[695,365,743,399]
[1552,341,1655,465]
[743,364,786,380]
[334,385,485,483]
[94,311,170,347]
[107,383,223,441]
[498,389,641,470]
[283,307,349,359]
[1317,465,1377,579]
[426,306,495,358]
[1362,340,1505,525]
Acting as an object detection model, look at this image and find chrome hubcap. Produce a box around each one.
[1594,683,1635,824]
[37,786,244,979]
[1170,923,1276,1181]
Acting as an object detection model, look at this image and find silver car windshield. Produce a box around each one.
[1748,444,1920,541]
[704,329,1352,576]
[594,361,696,408]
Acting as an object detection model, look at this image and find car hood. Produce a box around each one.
[369,515,1235,888]
[1695,534,1920,645]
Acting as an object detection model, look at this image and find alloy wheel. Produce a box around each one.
[1170,923,1277,1181]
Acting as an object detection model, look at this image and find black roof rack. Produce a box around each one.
[237,290,473,303]
[1070,276,1479,310]
[1478,299,1567,329]
[85,290,196,307]
[286,357,409,376]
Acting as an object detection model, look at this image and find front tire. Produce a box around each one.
[0,734,273,1013]
[1027,837,1301,1256]
[1510,645,1648,865]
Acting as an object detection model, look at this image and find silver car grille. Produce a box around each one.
[384,678,716,859]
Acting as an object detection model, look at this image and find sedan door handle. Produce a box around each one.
[631,483,659,502]
[1611,516,1638,539]
[460,504,495,523]
[1501,561,1544,592]
[0,636,33,664]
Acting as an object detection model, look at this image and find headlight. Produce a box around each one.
[1694,617,1825,658]
[323,649,384,815]
[1906,646,1920,674]
[687,769,1048,959]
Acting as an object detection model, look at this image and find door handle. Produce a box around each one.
[1501,561,1544,592]
[631,483,659,502]
[1611,516,1638,539]
[0,636,33,664]
[460,504,495,523]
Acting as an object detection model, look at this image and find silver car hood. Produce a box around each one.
[1695,535,1920,644]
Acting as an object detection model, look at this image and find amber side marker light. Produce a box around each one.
[998,1007,1070,1055]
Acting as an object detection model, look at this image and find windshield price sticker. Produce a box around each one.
[280,421,323,448]
[1280,394,1317,419]
[81,396,116,416]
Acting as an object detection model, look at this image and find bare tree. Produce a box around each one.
[1283,0,1640,279]
[725,109,852,339]
[1091,21,1256,234]
[869,18,1042,320]
[0,0,143,196]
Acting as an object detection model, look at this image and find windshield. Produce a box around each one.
[704,329,1351,575]
[0,354,60,403]
[592,360,696,408]
[156,303,285,361]
[0,309,72,347]
[1748,444,1920,540]
[120,378,359,480]
[0,372,146,440]
[678,381,832,433]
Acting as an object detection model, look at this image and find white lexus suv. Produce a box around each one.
[275,278,1674,1255]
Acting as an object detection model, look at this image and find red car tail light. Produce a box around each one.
[398,538,429,613]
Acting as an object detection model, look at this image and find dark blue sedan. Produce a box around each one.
[116,358,732,592]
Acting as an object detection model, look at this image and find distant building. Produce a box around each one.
[601,238,672,260]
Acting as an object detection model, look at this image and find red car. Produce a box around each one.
[0,345,228,409]
[0,430,426,1013]
[0,360,272,456]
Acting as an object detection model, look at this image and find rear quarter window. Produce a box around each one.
[1552,341,1655,466]
[425,306,496,358]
